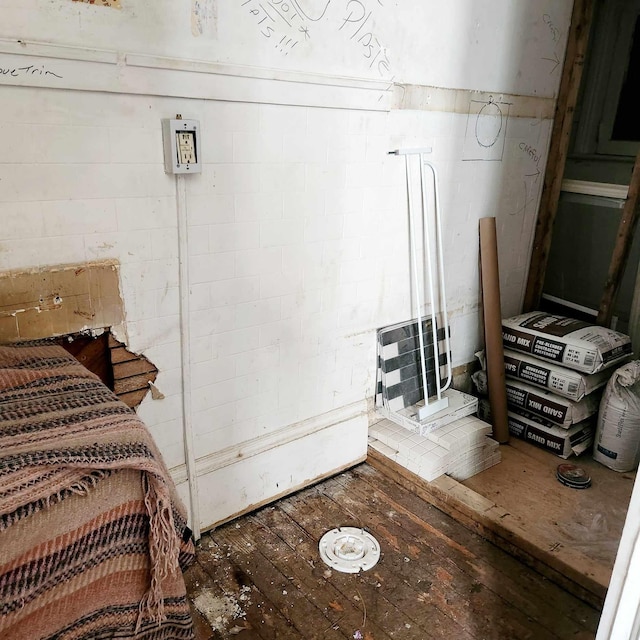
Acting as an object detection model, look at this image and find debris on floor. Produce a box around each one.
[192,587,250,633]
[184,466,600,639]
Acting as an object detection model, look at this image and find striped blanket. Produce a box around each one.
[0,343,195,639]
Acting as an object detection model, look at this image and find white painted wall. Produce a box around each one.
[0,0,571,95]
[0,0,571,530]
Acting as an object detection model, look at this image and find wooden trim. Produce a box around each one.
[195,412,368,530]
[169,399,368,486]
[561,179,628,200]
[397,83,555,118]
[0,39,394,112]
[0,38,561,119]
[523,0,596,312]
[125,52,390,91]
[196,401,367,476]
[597,149,640,326]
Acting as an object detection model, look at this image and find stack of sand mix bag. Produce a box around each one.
[474,312,632,459]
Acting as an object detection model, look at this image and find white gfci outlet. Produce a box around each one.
[177,132,197,164]
[162,117,202,174]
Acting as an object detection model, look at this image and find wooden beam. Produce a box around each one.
[112,357,158,379]
[522,0,595,312]
[109,345,139,364]
[597,149,640,326]
[114,371,158,395]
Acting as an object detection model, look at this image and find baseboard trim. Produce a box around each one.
[170,399,367,485]
[200,454,367,533]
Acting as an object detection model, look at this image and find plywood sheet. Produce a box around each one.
[0,261,124,343]
[464,438,634,568]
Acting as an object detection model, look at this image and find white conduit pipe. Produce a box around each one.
[176,174,201,541]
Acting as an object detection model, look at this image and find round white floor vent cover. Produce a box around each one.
[318,527,380,573]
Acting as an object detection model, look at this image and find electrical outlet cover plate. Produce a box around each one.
[162,118,202,174]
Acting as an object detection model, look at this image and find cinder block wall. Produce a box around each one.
[0,89,544,450]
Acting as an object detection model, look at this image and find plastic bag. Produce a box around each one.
[593,360,640,472]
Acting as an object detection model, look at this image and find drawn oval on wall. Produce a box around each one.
[475,102,503,148]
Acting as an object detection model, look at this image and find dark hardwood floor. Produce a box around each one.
[184,463,600,639]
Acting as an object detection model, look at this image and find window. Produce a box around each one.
[573,0,640,157]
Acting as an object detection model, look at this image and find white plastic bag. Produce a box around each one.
[593,361,640,472]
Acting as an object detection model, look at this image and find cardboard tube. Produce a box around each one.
[479,217,509,443]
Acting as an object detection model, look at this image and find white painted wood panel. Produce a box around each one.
[194,412,368,530]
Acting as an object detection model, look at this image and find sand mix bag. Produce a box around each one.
[477,348,610,401]
[477,399,594,458]
[502,312,631,374]
[472,368,601,428]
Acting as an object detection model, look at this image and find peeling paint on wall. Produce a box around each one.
[191,0,217,38]
[72,0,121,9]
[396,84,554,120]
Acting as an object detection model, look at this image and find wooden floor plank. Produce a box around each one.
[188,463,601,640]
[196,536,300,640]
[316,475,566,640]
[349,463,600,630]
[282,485,493,640]
[213,520,349,640]
[346,464,600,636]
[279,488,445,640]
[183,562,222,640]
[251,506,396,640]
[257,502,461,640]
[183,558,265,640]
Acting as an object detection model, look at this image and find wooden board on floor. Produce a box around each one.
[367,438,635,608]
[186,464,599,640]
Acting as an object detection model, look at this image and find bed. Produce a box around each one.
[0,342,195,639]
